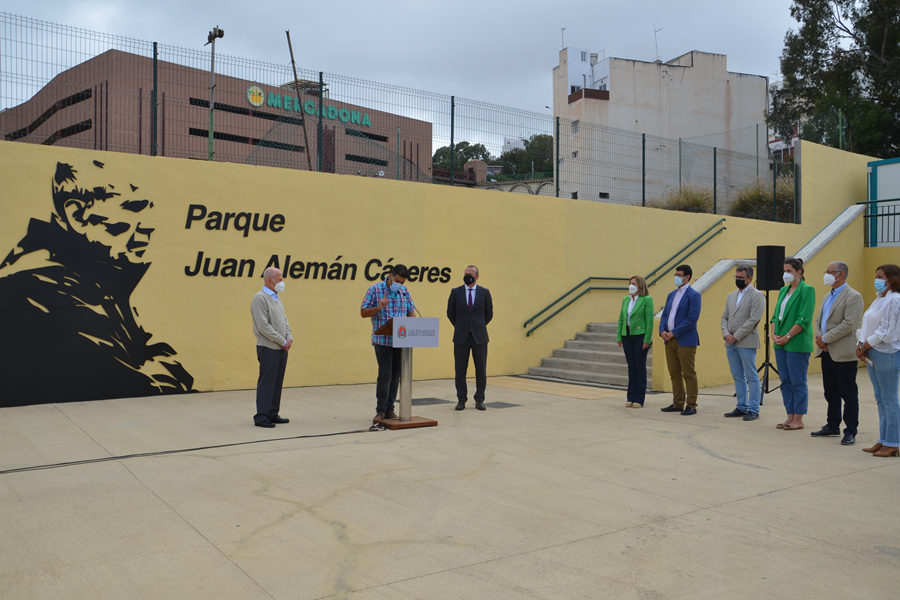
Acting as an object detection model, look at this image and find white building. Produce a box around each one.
[552,48,769,204]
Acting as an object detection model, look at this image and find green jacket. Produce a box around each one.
[770,280,816,353]
[616,294,654,344]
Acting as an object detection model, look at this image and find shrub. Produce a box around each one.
[728,175,796,222]
[648,183,714,213]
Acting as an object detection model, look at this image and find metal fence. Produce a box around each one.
[862,199,900,247]
[1,12,794,221]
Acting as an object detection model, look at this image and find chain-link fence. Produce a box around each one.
[1,12,795,222]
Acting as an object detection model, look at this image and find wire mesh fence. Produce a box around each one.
[1,12,794,221]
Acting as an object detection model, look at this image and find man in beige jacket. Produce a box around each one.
[722,264,766,421]
[810,261,864,445]
[251,267,293,428]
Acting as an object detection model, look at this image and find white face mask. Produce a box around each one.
[823,273,836,286]
[274,281,285,293]
[674,276,683,287]
[783,272,795,284]
[628,284,638,295]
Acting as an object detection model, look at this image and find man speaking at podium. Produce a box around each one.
[447,265,494,411]
[360,264,417,423]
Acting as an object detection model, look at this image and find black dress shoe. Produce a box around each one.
[475,402,486,411]
[841,433,856,445]
[743,412,760,421]
[724,408,748,418]
[270,415,289,424]
[680,406,697,415]
[660,405,681,412]
[255,420,275,428]
[455,402,466,411]
[810,426,840,437]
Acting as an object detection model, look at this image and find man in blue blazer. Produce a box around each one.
[659,264,702,415]
[447,265,494,411]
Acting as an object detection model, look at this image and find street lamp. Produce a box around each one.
[204,26,224,161]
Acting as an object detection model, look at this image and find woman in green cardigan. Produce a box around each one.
[617,276,654,407]
[770,257,816,431]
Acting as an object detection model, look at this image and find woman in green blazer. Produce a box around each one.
[770,257,816,431]
[617,276,654,407]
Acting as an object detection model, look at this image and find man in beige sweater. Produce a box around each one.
[251,267,293,428]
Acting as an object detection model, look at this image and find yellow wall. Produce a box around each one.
[0,141,874,399]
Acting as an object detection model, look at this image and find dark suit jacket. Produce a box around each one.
[447,285,493,344]
[659,285,702,347]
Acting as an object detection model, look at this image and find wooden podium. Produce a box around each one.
[374,317,439,429]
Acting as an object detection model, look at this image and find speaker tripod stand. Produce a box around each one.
[758,289,781,395]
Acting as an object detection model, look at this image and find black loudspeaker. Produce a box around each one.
[756,245,786,291]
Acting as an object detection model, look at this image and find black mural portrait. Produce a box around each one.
[0,160,194,407]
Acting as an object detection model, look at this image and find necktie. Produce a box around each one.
[467,288,473,310]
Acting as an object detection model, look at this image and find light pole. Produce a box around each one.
[204,26,224,161]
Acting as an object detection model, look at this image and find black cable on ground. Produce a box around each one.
[0,427,379,476]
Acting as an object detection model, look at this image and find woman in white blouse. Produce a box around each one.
[856,263,900,457]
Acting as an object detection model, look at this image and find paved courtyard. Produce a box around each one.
[1,373,898,599]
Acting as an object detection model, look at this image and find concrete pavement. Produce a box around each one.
[1,373,898,599]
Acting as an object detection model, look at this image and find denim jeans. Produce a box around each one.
[726,344,760,414]
[373,344,402,414]
[774,348,810,415]
[867,348,900,448]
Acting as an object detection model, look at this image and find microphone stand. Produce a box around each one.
[757,289,780,396]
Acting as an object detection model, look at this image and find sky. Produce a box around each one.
[6,0,801,114]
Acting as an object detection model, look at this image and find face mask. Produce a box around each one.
[463,274,476,285]
[735,278,746,290]
[783,272,794,284]
[274,281,285,293]
[628,284,638,295]
[823,273,836,286]
[389,279,405,295]
[875,279,888,293]
[674,276,683,287]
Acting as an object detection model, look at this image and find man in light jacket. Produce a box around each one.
[722,265,766,421]
[810,261,864,445]
[251,267,293,428]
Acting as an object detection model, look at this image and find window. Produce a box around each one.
[581,52,588,62]
[571,191,579,199]
[570,85,582,94]
[571,120,579,135]
[571,151,578,159]
[599,192,610,199]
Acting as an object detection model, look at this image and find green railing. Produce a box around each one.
[523,219,727,336]
[858,198,900,247]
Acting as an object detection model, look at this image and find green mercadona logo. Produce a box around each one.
[255,90,372,127]
[247,86,264,107]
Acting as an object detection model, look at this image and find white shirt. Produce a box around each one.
[667,283,690,332]
[465,284,477,306]
[778,289,794,321]
[627,295,638,327]
[735,288,746,307]
[858,289,900,353]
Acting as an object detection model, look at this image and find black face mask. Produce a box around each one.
[463,274,475,285]
[735,278,747,290]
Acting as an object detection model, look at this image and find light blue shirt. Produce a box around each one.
[820,283,846,334]
[263,286,279,301]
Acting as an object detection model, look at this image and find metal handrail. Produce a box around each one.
[523,218,725,329]
[855,198,900,205]
[524,221,727,337]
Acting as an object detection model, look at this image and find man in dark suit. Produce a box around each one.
[447,265,494,411]
[659,264,702,415]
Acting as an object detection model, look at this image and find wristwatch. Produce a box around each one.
[785,333,793,340]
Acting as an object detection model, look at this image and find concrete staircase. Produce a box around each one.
[527,322,652,389]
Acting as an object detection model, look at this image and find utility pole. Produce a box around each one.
[204,26,224,161]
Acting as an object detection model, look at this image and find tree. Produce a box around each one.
[766,0,900,158]
[432,141,492,169]
[496,134,555,177]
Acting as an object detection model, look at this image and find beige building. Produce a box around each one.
[552,48,769,204]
